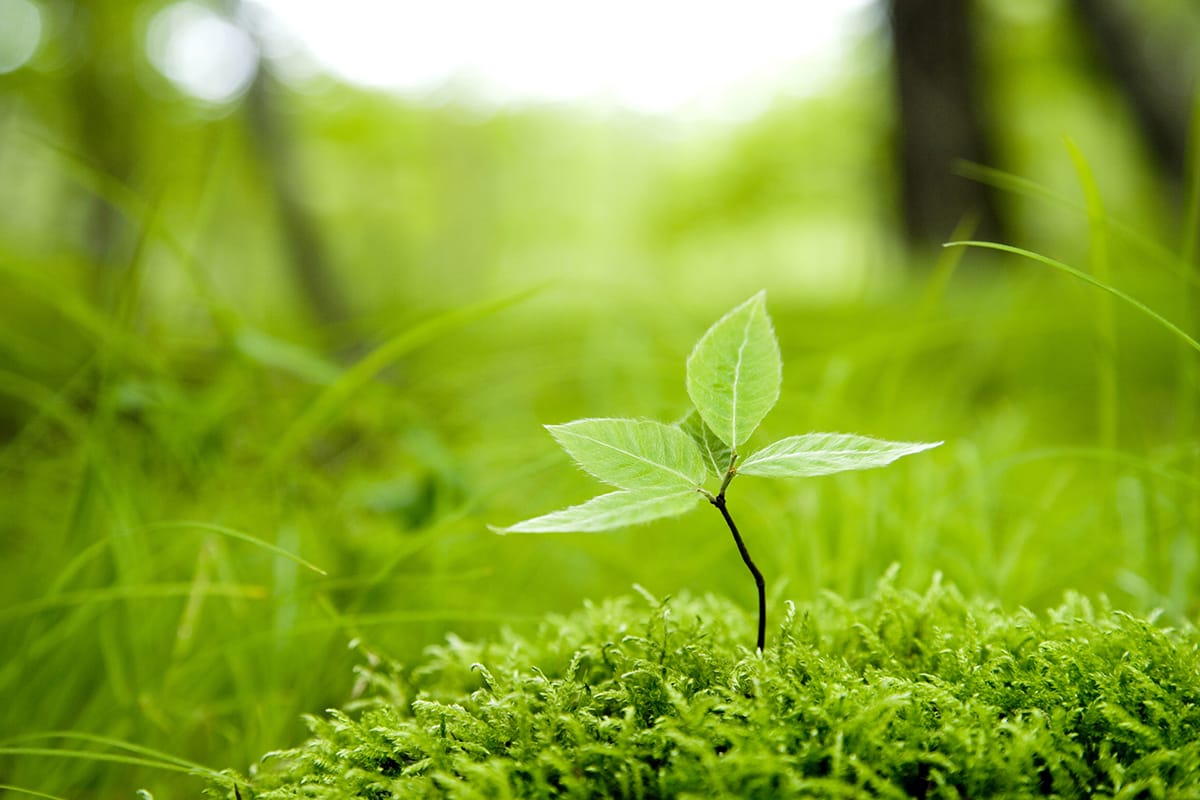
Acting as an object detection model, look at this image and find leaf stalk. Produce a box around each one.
[717,452,739,496]
[710,489,765,652]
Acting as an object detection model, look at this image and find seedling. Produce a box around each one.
[494,292,941,650]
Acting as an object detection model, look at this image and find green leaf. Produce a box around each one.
[686,291,782,449]
[737,433,942,478]
[547,418,707,492]
[491,490,701,533]
[678,409,733,478]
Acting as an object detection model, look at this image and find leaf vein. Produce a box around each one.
[729,309,756,447]
[563,431,698,486]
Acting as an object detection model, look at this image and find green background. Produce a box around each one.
[1,0,1198,796]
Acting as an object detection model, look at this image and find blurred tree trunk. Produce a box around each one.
[242,62,350,328]
[888,0,1005,247]
[224,0,349,329]
[67,1,143,293]
[1072,0,1194,182]
[68,0,349,328]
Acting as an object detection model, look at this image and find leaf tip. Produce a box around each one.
[740,289,769,314]
[487,524,511,536]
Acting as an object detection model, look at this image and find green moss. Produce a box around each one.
[225,576,1200,799]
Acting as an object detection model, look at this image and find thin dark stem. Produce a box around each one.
[710,493,765,652]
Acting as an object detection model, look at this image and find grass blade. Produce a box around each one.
[0,583,267,623]
[0,785,69,800]
[0,369,88,441]
[1,732,218,776]
[267,286,541,468]
[958,160,1200,290]
[1066,138,1118,451]
[0,749,220,781]
[15,129,236,340]
[944,240,1200,355]
[143,521,327,575]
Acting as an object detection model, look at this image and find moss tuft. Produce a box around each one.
[223,577,1200,798]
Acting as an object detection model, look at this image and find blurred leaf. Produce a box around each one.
[737,434,941,478]
[686,291,781,448]
[547,418,706,492]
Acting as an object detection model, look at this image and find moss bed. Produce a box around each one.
[219,576,1200,799]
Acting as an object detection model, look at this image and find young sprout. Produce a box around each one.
[493,292,941,651]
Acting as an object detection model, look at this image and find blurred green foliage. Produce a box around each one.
[0,0,1198,797]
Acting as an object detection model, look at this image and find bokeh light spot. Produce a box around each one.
[146,1,259,105]
[0,0,43,74]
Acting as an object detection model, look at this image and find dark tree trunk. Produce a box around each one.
[888,0,1005,246]
[1072,0,1195,182]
